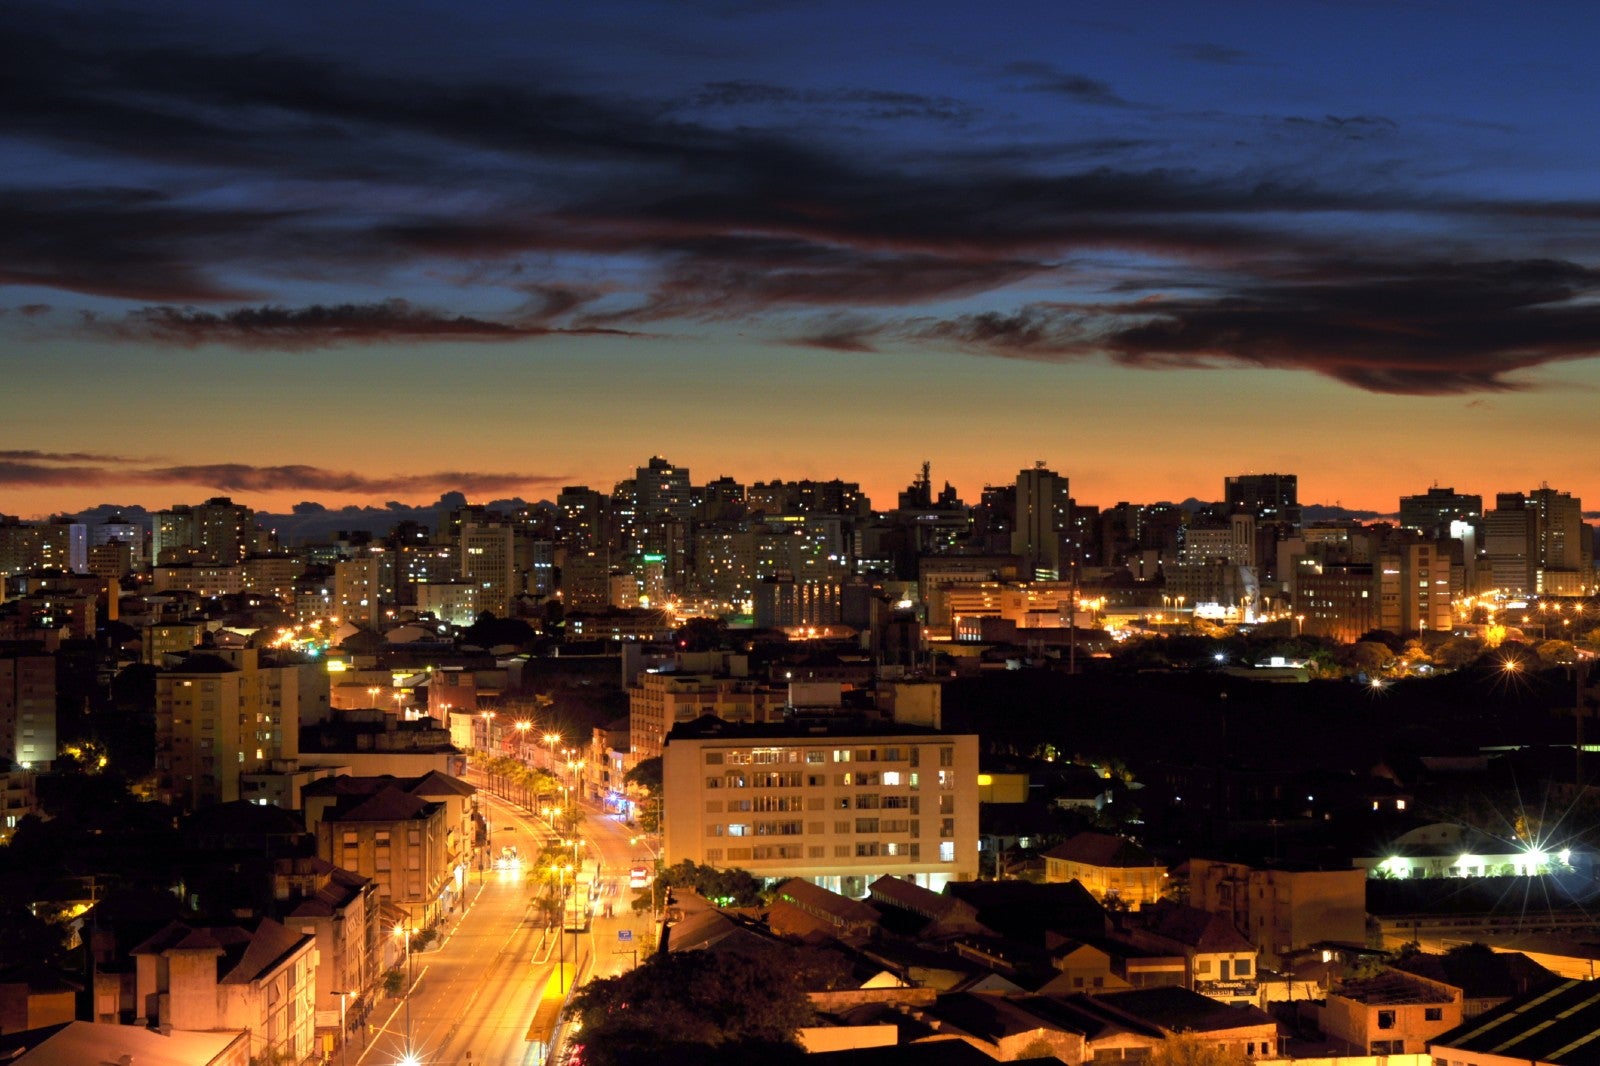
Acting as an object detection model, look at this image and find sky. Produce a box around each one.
[5,0,1600,520]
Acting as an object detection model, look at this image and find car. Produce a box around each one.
[629,866,650,889]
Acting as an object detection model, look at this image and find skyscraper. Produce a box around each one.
[460,522,515,617]
[1398,487,1482,536]
[1225,473,1300,527]
[1011,463,1070,579]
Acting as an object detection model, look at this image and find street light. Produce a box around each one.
[330,989,353,1066]
[394,921,414,1063]
[550,862,573,991]
[630,832,663,947]
[566,755,587,817]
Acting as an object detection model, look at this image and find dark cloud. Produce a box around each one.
[786,315,882,353]
[4,3,1600,400]
[1001,62,1130,107]
[688,80,978,123]
[0,449,143,464]
[581,237,1050,323]
[0,462,111,487]
[0,187,283,301]
[102,300,639,349]
[0,459,562,496]
[144,464,550,495]
[883,258,1600,395]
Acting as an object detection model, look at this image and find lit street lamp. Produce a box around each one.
[394,921,415,1064]
[549,862,573,991]
[330,989,353,1066]
[630,832,663,949]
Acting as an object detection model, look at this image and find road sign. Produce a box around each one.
[617,929,633,942]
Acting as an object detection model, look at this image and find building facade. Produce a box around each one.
[662,716,981,897]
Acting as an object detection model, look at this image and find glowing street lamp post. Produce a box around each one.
[329,989,353,1066]
[551,862,573,991]
[631,832,663,949]
[394,921,417,1066]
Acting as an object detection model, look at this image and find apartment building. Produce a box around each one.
[154,647,312,810]
[661,715,980,897]
[628,654,788,760]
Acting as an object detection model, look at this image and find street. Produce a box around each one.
[348,789,660,1065]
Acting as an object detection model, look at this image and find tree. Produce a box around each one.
[1148,1033,1250,1066]
[1537,640,1577,666]
[571,948,812,1066]
[675,617,730,652]
[656,859,765,907]
[1434,636,1483,670]
[1346,641,1392,678]
[625,756,663,831]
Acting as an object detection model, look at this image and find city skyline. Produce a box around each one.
[6,1,1600,516]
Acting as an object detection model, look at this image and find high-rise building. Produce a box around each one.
[154,647,310,809]
[636,456,694,525]
[1484,488,1588,595]
[1398,487,1482,536]
[334,549,394,629]
[700,476,747,522]
[662,716,981,896]
[193,497,255,564]
[1377,541,1454,632]
[0,645,55,771]
[1484,495,1538,595]
[460,523,515,617]
[555,486,607,550]
[1530,486,1587,577]
[0,519,87,577]
[1225,473,1299,525]
[1011,463,1070,579]
[151,498,257,565]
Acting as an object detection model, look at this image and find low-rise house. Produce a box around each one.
[772,878,882,945]
[311,784,453,927]
[1320,969,1463,1056]
[1122,901,1259,1005]
[1080,987,1280,1059]
[1043,833,1170,908]
[1393,946,1560,1019]
[1429,978,1600,1066]
[273,855,379,1045]
[940,880,1108,947]
[1188,857,1367,970]
[131,917,317,1065]
[923,990,1086,1062]
[0,966,77,1035]
[869,876,989,939]
[1036,940,1132,996]
[0,1020,250,1066]
[921,986,1280,1064]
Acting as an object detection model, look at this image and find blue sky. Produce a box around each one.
[4,0,1600,516]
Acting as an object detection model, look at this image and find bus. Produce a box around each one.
[565,869,598,931]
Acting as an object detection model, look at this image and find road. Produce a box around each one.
[347,789,661,1065]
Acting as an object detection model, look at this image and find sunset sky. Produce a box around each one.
[5,1,1600,519]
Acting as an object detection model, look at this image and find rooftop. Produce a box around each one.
[1433,979,1600,1066]
[1334,970,1457,1005]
